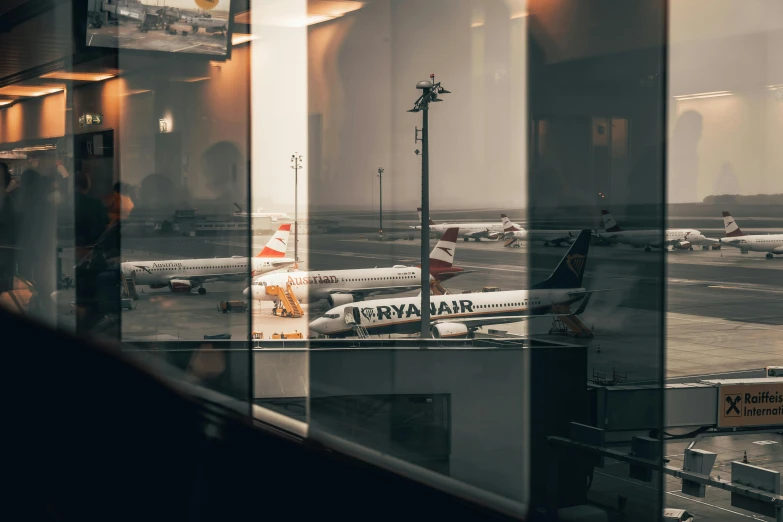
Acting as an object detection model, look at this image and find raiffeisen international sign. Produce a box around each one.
[705,379,783,428]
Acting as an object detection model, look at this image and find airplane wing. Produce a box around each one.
[328,284,421,298]
[432,315,533,329]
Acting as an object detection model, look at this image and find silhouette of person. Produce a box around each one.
[670,111,703,203]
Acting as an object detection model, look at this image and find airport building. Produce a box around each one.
[1,1,782,521]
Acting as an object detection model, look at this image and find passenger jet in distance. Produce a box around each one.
[245,228,468,307]
[501,214,582,246]
[720,211,783,259]
[233,203,291,222]
[122,224,295,295]
[309,230,596,338]
[598,210,715,251]
[410,207,504,241]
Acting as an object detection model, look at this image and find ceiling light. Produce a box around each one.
[171,77,211,83]
[0,85,64,97]
[232,33,258,46]
[40,72,115,82]
[0,100,12,106]
[767,84,783,90]
[673,91,733,101]
[471,21,484,28]
[123,89,152,96]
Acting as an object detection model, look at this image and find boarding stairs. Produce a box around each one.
[353,325,370,338]
[430,281,449,295]
[267,284,304,318]
[122,274,139,300]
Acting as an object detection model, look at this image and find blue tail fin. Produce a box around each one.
[532,230,591,289]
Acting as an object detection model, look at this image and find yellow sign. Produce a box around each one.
[194,0,220,10]
[718,382,783,428]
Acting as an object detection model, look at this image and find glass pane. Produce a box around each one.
[666,1,783,519]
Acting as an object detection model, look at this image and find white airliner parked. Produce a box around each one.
[598,210,714,251]
[245,228,467,307]
[410,208,504,241]
[719,211,783,259]
[500,214,582,246]
[309,230,595,338]
[122,224,295,295]
[232,203,291,222]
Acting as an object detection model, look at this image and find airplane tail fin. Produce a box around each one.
[722,211,745,237]
[532,230,591,289]
[601,210,622,232]
[501,214,522,232]
[429,227,459,268]
[257,224,291,257]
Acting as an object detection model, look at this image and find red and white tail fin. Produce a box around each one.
[601,210,622,232]
[501,214,522,232]
[722,211,745,237]
[429,227,458,268]
[256,224,291,257]
[417,207,436,226]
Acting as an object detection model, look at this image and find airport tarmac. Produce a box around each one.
[97,231,783,382]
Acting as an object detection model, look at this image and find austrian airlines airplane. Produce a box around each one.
[410,208,504,241]
[500,214,582,246]
[720,211,783,259]
[122,224,295,295]
[244,228,467,307]
[232,203,291,222]
[309,230,595,338]
[598,210,714,251]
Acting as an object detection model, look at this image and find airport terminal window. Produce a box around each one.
[7,0,782,520]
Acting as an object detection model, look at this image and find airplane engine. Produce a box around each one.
[673,241,692,250]
[486,231,501,240]
[169,279,193,293]
[431,323,470,338]
[327,293,355,307]
[149,283,168,289]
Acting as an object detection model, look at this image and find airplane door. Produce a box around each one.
[343,306,361,326]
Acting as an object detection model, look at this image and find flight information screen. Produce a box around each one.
[85,0,232,58]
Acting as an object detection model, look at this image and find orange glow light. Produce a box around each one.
[40,72,115,82]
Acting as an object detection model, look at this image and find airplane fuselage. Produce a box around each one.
[123,256,295,287]
[248,267,435,302]
[720,235,783,254]
[309,288,585,337]
[600,229,707,248]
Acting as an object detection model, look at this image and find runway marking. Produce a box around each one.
[89,34,93,46]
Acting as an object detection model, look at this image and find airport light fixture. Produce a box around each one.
[408,74,450,339]
[377,167,384,240]
[291,153,303,263]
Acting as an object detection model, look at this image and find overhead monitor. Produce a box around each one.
[85,0,233,58]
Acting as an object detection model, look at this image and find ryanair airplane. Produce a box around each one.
[309,230,594,338]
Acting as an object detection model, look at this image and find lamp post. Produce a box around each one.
[377,167,384,240]
[408,74,450,338]
[291,153,303,263]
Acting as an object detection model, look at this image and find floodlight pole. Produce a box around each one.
[291,153,303,262]
[377,167,384,240]
[409,74,450,339]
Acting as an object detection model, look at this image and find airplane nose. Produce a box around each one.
[309,318,325,333]
[243,287,250,297]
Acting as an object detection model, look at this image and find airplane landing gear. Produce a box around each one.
[644,246,652,252]
[767,253,774,259]
[544,241,551,247]
[702,245,709,250]
[198,287,207,295]
[463,238,469,242]
[474,238,481,242]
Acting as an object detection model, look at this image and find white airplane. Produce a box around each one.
[598,210,714,252]
[500,214,582,246]
[122,224,295,295]
[719,211,783,259]
[232,203,291,222]
[244,228,468,307]
[309,230,595,338]
[410,208,503,241]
